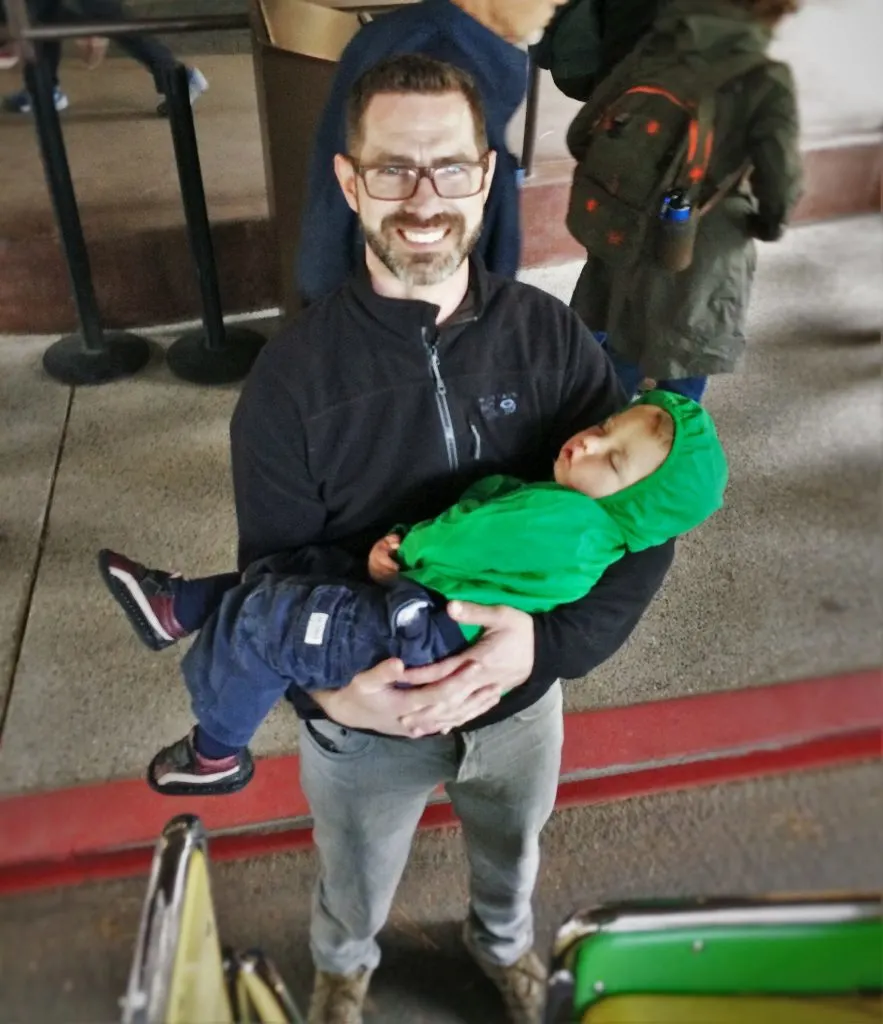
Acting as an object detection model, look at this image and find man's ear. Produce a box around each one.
[482,150,498,202]
[334,153,359,214]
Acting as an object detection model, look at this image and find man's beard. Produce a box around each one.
[361,210,483,287]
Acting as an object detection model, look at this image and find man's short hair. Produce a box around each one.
[345,54,488,155]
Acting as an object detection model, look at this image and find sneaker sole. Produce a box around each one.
[147,750,255,796]
[97,549,175,652]
[6,99,70,114]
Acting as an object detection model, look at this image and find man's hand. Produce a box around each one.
[311,654,504,737]
[368,534,402,584]
[398,601,535,736]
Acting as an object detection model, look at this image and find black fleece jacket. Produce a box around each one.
[230,258,673,729]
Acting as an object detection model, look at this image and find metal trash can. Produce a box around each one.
[250,0,362,319]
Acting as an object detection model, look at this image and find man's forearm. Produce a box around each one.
[529,541,675,684]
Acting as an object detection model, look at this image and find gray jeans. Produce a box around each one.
[298,682,564,975]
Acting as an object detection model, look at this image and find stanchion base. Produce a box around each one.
[166,327,266,385]
[42,332,152,386]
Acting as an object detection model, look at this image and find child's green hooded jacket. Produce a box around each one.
[397,391,727,638]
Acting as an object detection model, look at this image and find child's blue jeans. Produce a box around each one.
[180,548,467,749]
[593,332,708,403]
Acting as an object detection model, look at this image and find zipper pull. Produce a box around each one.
[429,348,447,396]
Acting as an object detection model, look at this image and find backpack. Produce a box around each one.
[565,35,767,268]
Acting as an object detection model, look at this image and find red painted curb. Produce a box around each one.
[0,727,878,898]
[0,669,879,884]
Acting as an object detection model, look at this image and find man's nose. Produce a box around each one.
[403,174,444,213]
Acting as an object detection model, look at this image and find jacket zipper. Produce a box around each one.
[422,326,458,470]
[470,422,482,461]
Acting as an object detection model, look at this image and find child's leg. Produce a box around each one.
[147,727,253,797]
[656,376,709,403]
[173,573,242,631]
[98,549,239,651]
[148,574,467,796]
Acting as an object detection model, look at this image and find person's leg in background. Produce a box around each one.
[0,41,20,69]
[599,351,709,405]
[447,682,564,1022]
[74,0,207,113]
[0,0,18,68]
[606,349,645,400]
[2,0,69,111]
[656,375,709,403]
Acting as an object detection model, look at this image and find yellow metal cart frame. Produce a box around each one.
[120,814,303,1024]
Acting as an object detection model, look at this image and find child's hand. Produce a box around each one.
[368,534,402,584]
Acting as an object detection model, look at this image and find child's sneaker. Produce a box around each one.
[2,85,68,114]
[148,730,255,796]
[97,549,191,651]
[156,66,208,116]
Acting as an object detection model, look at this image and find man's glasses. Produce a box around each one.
[349,155,490,201]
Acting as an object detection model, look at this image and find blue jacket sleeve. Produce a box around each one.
[295,42,367,304]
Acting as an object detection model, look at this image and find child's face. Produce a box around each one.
[554,404,673,499]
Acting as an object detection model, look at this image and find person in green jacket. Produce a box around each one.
[98,389,727,795]
[568,0,803,404]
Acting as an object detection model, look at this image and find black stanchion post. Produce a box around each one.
[161,63,265,385]
[25,58,151,385]
[520,55,541,179]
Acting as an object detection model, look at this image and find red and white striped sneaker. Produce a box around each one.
[148,730,255,796]
[97,548,190,651]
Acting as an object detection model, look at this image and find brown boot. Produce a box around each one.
[307,967,372,1024]
[463,924,547,1024]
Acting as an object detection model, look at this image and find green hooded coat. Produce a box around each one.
[397,391,728,639]
[569,0,803,378]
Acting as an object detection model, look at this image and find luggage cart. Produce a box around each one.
[121,814,304,1024]
[544,893,883,1024]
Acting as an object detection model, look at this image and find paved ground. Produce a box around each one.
[1,216,880,793]
[1,763,880,1022]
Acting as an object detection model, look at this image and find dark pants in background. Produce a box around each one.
[28,0,178,88]
[594,331,709,403]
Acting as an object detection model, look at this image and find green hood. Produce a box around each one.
[656,0,772,53]
[597,389,728,551]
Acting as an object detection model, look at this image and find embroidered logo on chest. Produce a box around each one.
[478,393,519,420]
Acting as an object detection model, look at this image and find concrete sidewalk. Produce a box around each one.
[1,763,880,1023]
[2,216,880,797]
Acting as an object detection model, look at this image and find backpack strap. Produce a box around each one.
[698,159,751,217]
[682,50,769,203]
